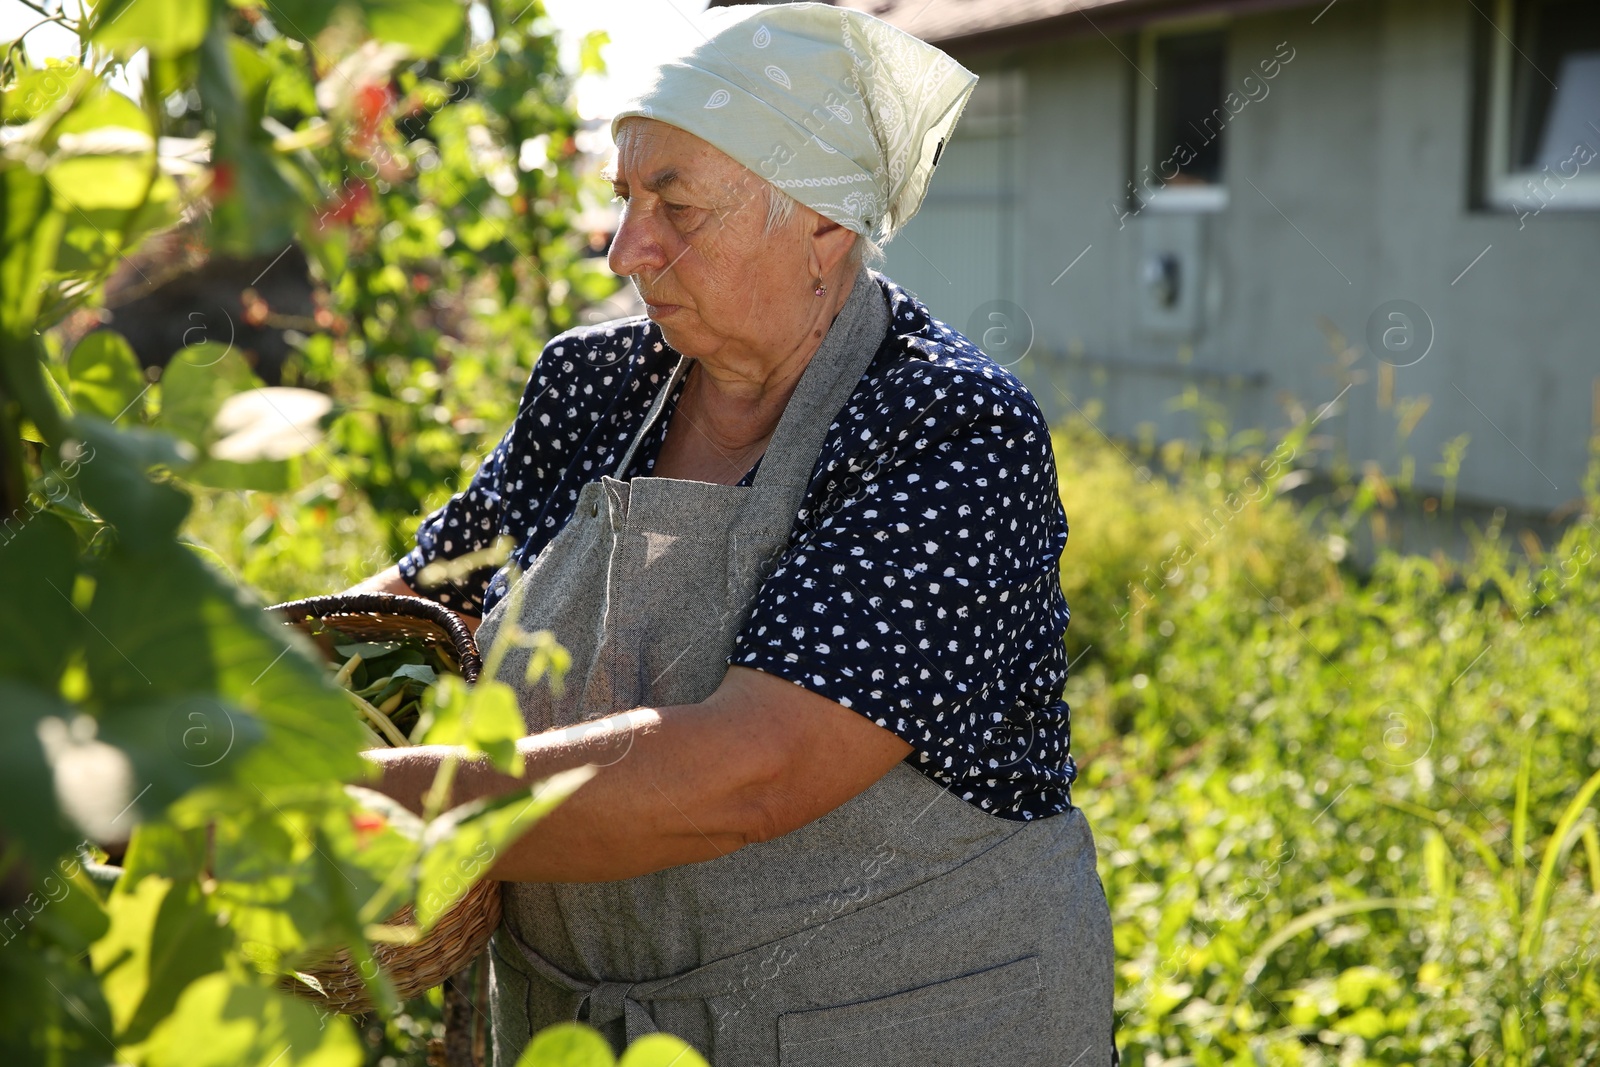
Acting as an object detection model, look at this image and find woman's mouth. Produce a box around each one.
[644,302,681,319]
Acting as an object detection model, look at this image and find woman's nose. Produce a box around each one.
[607,203,666,280]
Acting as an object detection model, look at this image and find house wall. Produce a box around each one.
[881,0,1600,515]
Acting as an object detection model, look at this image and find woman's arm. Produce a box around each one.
[343,564,416,597]
[342,565,482,635]
[363,665,912,883]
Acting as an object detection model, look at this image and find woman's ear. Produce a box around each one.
[808,210,857,278]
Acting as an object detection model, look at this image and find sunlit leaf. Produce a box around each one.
[83,541,365,785]
[67,331,146,422]
[618,1034,711,1067]
[93,0,211,58]
[516,1022,616,1067]
[45,86,158,211]
[360,0,466,57]
[143,971,364,1067]
[90,874,231,1043]
[0,169,65,339]
[413,767,592,929]
[579,31,610,76]
[419,675,525,774]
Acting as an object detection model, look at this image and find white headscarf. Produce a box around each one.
[610,2,978,241]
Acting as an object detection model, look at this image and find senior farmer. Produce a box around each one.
[355,3,1113,1063]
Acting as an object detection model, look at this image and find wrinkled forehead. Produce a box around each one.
[606,117,764,199]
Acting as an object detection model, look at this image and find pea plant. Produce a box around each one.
[0,1,685,1064]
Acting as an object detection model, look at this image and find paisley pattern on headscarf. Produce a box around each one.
[610,2,978,240]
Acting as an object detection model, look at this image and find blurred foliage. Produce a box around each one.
[0,0,674,1065]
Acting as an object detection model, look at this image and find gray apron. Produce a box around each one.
[474,269,1114,1066]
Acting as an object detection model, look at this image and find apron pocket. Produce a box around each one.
[776,955,1042,1067]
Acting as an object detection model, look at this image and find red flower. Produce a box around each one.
[355,83,392,143]
[319,179,372,228]
[211,162,235,201]
[350,810,387,846]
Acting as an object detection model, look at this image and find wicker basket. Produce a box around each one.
[270,593,497,1016]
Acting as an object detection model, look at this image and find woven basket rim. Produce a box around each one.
[269,592,482,684]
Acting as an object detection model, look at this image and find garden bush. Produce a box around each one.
[1055,411,1600,1065]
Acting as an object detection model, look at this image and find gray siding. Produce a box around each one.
[881,0,1600,514]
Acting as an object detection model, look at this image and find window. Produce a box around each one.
[1134,22,1231,212]
[1484,0,1600,212]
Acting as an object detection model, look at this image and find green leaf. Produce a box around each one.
[0,679,82,871]
[516,1022,616,1067]
[0,513,81,688]
[413,767,591,929]
[0,168,65,339]
[93,0,211,58]
[44,82,163,213]
[160,345,295,489]
[578,31,610,76]
[2,62,84,123]
[259,0,339,44]
[70,420,194,551]
[207,142,301,258]
[90,874,231,1043]
[120,821,210,884]
[54,193,180,275]
[1521,764,1600,962]
[360,0,466,57]
[32,863,113,954]
[143,971,364,1067]
[83,542,366,785]
[618,1034,711,1067]
[229,36,276,132]
[0,940,115,1067]
[67,331,146,421]
[420,675,525,774]
[187,456,296,491]
[97,694,267,817]
[158,344,262,447]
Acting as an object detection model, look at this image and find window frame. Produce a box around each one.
[1134,14,1233,215]
[1481,0,1600,213]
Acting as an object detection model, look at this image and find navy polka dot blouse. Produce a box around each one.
[399,273,1077,820]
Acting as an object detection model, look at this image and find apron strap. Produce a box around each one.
[750,267,890,495]
[500,928,663,1041]
[611,354,692,480]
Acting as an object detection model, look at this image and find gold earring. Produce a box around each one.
[814,276,827,297]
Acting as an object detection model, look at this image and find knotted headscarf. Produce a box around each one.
[610,2,978,241]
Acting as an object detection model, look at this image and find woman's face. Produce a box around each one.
[606,118,817,366]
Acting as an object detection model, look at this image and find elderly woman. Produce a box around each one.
[359,3,1113,1063]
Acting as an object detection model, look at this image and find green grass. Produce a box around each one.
[1056,416,1600,1066]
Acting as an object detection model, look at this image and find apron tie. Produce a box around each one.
[503,930,661,1041]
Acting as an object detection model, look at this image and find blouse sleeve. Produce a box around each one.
[729,362,1076,818]
[397,432,515,616]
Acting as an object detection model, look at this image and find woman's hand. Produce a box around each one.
[362,665,911,883]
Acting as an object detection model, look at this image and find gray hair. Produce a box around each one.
[763,183,883,267]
